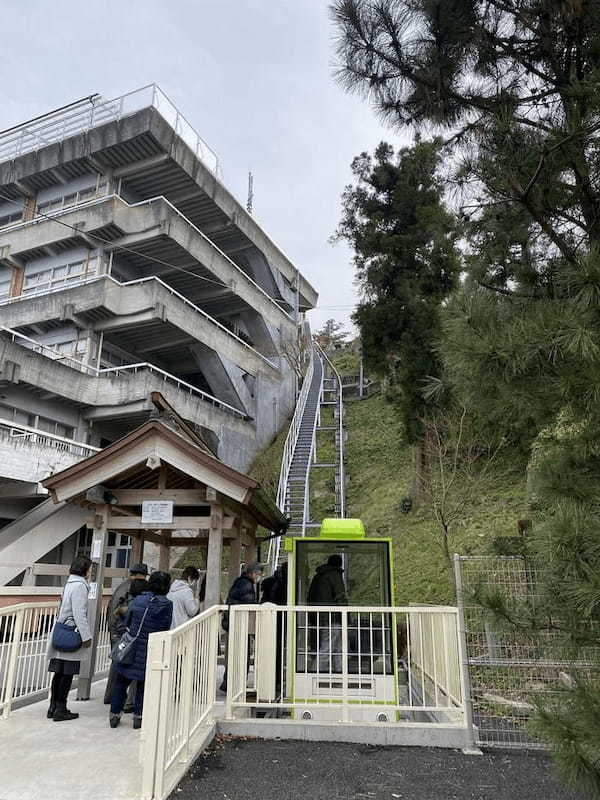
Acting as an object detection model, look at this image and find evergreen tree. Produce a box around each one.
[333,139,460,444]
[332,1,600,789]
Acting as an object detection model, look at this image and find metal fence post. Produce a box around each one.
[453,554,480,753]
[2,608,24,719]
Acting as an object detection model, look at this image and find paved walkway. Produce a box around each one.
[0,680,142,800]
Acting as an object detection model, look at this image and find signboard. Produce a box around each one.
[141,500,174,525]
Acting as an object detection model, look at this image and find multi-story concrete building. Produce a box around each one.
[0,85,317,584]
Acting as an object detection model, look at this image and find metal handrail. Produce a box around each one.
[314,343,346,518]
[301,350,323,536]
[0,417,100,456]
[0,327,247,419]
[268,345,315,570]
[0,191,294,324]
[0,84,220,174]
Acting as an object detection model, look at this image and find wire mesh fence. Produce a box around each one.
[456,555,600,750]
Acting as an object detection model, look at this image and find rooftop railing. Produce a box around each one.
[0,84,220,174]
[0,417,100,459]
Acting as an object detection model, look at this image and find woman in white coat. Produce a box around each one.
[46,556,93,721]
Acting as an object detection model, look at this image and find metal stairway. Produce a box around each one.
[268,341,346,570]
[284,353,323,536]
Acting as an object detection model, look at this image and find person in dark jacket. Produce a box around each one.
[260,562,288,692]
[109,570,172,730]
[219,562,263,692]
[103,563,148,706]
[307,555,347,673]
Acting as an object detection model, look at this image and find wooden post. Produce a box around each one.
[228,531,242,588]
[78,504,108,700]
[131,532,145,564]
[205,505,223,608]
[157,464,170,571]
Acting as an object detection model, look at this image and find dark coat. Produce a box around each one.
[307,564,347,606]
[108,579,133,639]
[115,592,172,682]
[222,575,257,631]
[261,565,288,605]
[226,576,257,605]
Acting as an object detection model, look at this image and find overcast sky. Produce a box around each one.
[0,0,410,333]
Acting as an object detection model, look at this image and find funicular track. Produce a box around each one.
[269,340,346,570]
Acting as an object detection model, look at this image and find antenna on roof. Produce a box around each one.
[247,171,254,215]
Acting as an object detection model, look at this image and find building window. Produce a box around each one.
[36,180,108,216]
[22,256,99,297]
[0,279,10,301]
[0,210,23,228]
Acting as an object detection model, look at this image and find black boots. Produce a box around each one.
[109,713,121,728]
[133,716,142,730]
[53,705,79,722]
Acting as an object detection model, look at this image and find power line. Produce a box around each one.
[0,191,232,291]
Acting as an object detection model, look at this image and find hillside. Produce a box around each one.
[247,382,528,605]
[343,394,527,604]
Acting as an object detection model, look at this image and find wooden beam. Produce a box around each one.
[161,534,241,546]
[106,515,234,530]
[112,489,208,505]
[130,532,145,563]
[78,504,108,700]
[158,466,170,571]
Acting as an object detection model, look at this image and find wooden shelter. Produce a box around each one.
[42,395,287,697]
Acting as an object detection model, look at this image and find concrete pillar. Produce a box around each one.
[205,506,223,607]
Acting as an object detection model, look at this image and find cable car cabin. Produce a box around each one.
[286,518,398,722]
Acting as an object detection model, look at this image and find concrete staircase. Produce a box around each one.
[0,499,87,585]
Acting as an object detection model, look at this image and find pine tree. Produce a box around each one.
[332,1,600,788]
[333,139,460,445]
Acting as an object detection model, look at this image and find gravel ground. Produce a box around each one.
[171,738,585,800]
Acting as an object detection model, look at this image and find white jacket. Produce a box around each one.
[167,580,199,629]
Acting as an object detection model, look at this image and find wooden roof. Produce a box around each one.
[43,418,288,534]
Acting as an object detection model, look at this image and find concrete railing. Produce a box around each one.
[141,604,222,800]
[1,327,248,419]
[0,600,110,719]
[0,84,220,174]
[0,273,278,372]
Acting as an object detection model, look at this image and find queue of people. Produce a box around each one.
[46,554,295,727]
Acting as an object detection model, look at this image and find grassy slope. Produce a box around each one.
[345,394,527,604]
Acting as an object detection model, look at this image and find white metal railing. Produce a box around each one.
[268,346,315,570]
[0,191,294,324]
[1,327,247,419]
[141,604,222,800]
[0,84,220,174]
[0,417,100,458]
[225,605,466,725]
[314,343,345,518]
[0,600,110,719]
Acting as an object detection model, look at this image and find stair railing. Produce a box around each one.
[268,345,315,570]
[314,343,346,518]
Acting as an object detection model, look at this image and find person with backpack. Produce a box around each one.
[103,563,148,707]
[109,570,172,730]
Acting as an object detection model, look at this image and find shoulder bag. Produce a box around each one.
[51,587,83,652]
[110,599,153,666]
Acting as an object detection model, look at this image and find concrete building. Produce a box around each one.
[0,85,317,584]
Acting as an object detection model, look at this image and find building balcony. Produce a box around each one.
[0,84,318,311]
[0,417,99,484]
[0,193,297,332]
[0,274,282,378]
